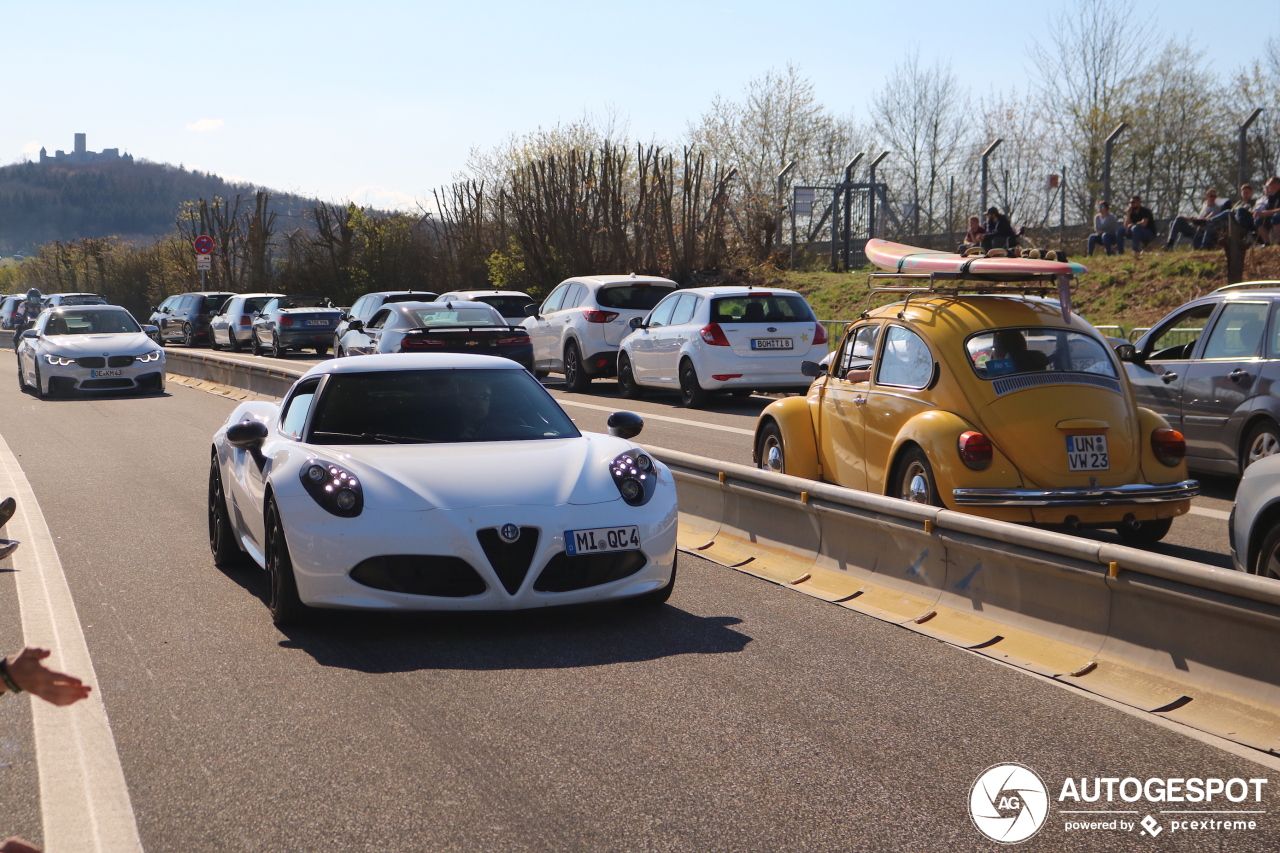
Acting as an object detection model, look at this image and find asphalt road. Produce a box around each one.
[210,348,1237,568]
[0,349,1275,851]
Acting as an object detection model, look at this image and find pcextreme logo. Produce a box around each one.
[968,763,1270,844]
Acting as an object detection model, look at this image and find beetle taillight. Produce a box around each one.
[958,431,993,470]
[1151,428,1185,467]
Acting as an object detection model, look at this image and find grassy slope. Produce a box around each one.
[757,245,1280,337]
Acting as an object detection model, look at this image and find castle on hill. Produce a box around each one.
[39,133,133,165]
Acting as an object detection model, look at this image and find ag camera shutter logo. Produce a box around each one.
[970,763,1050,843]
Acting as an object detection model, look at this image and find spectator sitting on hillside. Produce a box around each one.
[1255,176,1280,247]
[1087,201,1122,256]
[980,207,1016,251]
[1124,195,1157,254]
[957,215,985,253]
[1164,188,1227,250]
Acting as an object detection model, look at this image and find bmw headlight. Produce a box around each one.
[299,458,363,517]
[609,450,657,506]
[43,354,74,366]
[135,349,164,363]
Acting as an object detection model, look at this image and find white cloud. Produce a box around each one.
[185,119,225,133]
[347,185,420,211]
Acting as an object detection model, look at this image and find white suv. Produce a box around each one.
[522,275,677,390]
[617,286,827,407]
[435,290,536,325]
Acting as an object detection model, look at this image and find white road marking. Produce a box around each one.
[554,399,755,436]
[1188,506,1231,521]
[0,434,144,852]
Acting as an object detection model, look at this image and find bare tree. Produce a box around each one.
[977,88,1060,228]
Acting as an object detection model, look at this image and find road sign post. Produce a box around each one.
[194,235,213,291]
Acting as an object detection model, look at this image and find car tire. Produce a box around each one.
[182,324,196,348]
[563,341,590,392]
[630,566,676,606]
[208,454,246,568]
[228,331,242,353]
[756,420,786,474]
[336,346,346,358]
[731,389,754,399]
[315,345,329,356]
[1253,524,1280,579]
[1241,421,1280,472]
[264,496,308,626]
[1115,517,1173,547]
[617,354,643,399]
[534,370,549,379]
[271,334,286,359]
[895,446,941,506]
[251,332,263,356]
[33,364,46,400]
[16,364,28,394]
[679,359,709,408]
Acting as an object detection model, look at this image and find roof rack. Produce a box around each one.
[1210,280,1280,294]
[863,272,1070,319]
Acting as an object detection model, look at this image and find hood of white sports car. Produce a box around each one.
[41,332,156,355]
[334,434,634,510]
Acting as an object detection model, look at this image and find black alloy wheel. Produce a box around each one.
[563,341,590,392]
[251,330,263,356]
[896,447,941,506]
[1115,517,1173,547]
[264,497,307,625]
[271,333,287,359]
[208,454,246,568]
[617,354,643,399]
[182,323,197,348]
[678,359,709,409]
[16,363,28,394]
[227,330,242,352]
[756,421,785,474]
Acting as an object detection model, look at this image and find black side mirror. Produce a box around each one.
[347,319,364,333]
[226,419,269,450]
[629,317,646,330]
[523,303,541,318]
[607,411,644,439]
[800,360,823,377]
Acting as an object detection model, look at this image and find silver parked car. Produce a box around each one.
[209,293,283,352]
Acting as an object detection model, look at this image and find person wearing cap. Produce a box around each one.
[1164,188,1227,250]
[979,206,1015,251]
[1124,195,1157,254]
[1087,201,1122,256]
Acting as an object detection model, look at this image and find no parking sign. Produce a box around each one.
[193,235,214,255]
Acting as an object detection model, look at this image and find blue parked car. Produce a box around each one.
[250,295,342,358]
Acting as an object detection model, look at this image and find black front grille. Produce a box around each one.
[75,357,106,368]
[107,355,135,367]
[349,555,486,597]
[79,378,133,389]
[534,550,648,592]
[476,527,540,594]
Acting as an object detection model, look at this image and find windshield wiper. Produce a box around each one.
[310,430,440,444]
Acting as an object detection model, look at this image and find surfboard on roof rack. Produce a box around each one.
[865,238,1087,280]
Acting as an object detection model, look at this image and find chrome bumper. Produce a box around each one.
[952,480,1199,507]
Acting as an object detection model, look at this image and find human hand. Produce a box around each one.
[5,648,91,706]
[0,836,41,852]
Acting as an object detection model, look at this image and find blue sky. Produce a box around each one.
[1,1,1274,209]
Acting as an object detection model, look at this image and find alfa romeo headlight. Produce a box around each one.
[299,458,363,518]
[609,450,657,507]
[135,350,164,363]
[43,354,74,366]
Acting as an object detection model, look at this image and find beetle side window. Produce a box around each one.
[876,326,933,388]
[1201,302,1268,360]
[834,325,879,377]
[1146,303,1216,360]
[280,379,321,441]
[646,295,679,328]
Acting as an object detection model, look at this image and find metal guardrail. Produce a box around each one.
[137,348,1280,755]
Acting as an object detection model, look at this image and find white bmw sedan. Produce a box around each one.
[17,306,165,397]
[208,353,678,624]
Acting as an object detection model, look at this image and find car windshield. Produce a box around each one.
[46,310,141,335]
[408,307,501,326]
[965,328,1118,378]
[475,295,534,317]
[280,296,332,309]
[711,294,815,323]
[308,368,581,444]
[597,284,674,310]
[201,295,232,312]
[243,297,276,314]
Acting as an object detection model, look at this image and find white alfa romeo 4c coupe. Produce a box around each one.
[208,353,678,623]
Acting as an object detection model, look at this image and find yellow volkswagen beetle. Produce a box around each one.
[752,288,1198,545]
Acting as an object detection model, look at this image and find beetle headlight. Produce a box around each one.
[43,354,74,366]
[135,349,164,363]
[299,458,363,517]
[609,450,657,506]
